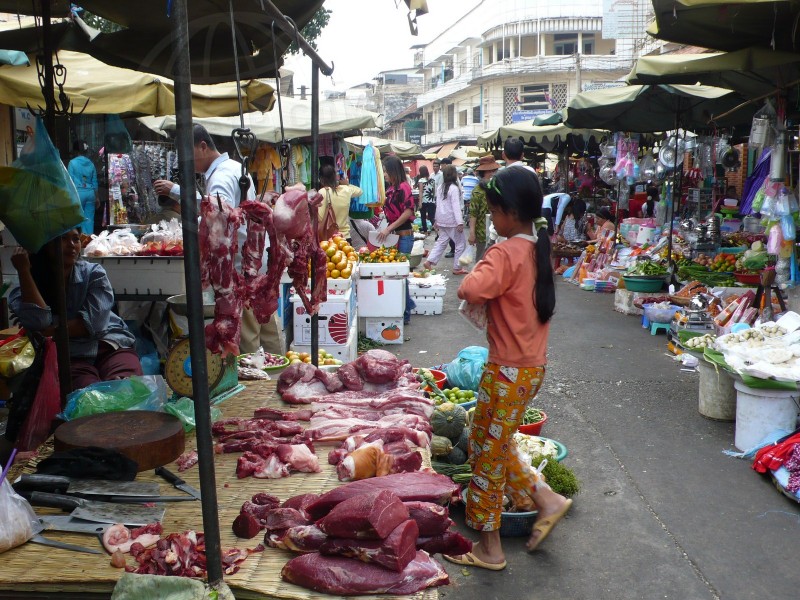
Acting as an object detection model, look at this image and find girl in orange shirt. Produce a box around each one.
[445,168,572,571]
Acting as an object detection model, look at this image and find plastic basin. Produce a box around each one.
[622,276,665,293]
[643,303,681,324]
[734,272,761,285]
[413,368,447,389]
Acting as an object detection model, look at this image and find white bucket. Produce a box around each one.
[697,361,736,421]
[733,381,800,451]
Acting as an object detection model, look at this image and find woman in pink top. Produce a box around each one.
[445,168,572,571]
[423,165,468,274]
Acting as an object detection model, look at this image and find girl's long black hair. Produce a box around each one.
[382,156,406,192]
[481,168,555,323]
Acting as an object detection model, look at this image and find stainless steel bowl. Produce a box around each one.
[166,291,216,318]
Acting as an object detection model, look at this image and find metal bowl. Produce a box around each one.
[166,291,216,318]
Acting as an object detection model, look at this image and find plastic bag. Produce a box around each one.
[459,244,477,266]
[0,478,42,554]
[0,333,34,377]
[15,337,60,451]
[164,397,222,433]
[60,375,168,421]
[446,346,489,391]
[0,116,83,252]
[458,300,487,333]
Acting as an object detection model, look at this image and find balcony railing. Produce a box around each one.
[422,124,486,146]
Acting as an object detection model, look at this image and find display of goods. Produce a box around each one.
[437,388,475,406]
[725,232,767,248]
[677,264,735,287]
[626,260,667,276]
[734,271,762,285]
[430,402,467,440]
[709,253,737,272]
[285,350,342,366]
[693,253,715,268]
[683,333,715,351]
[622,276,665,293]
[359,246,409,264]
[672,281,708,299]
[552,242,582,257]
[320,236,357,279]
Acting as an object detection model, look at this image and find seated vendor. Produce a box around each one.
[9,229,143,391]
[587,207,616,241]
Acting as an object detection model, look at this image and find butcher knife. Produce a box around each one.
[37,515,109,535]
[27,491,165,526]
[15,474,161,497]
[155,466,202,500]
[27,534,102,554]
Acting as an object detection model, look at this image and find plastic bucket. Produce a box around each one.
[697,361,736,421]
[733,381,800,451]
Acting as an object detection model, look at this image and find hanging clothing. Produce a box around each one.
[741,148,771,215]
[251,145,281,194]
[68,155,98,234]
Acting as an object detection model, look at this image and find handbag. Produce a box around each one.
[318,189,339,242]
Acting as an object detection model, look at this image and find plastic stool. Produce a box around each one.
[650,322,670,335]
[642,314,651,329]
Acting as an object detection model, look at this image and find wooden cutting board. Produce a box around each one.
[54,411,185,472]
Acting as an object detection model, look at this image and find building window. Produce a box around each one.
[503,87,518,124]
[553,34,578,56]
[459,109,468,127]
[550,83,568,110]
[473,105,481,124]
[447,104,455,129]
[519,84,550,112]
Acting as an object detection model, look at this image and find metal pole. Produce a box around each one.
[310,65,320,367]
[171,0,223,584]
[41,0,72,405]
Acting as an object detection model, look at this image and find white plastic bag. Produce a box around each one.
[0,478,42,553]
[459,244,477,266]
[458,299,488,332]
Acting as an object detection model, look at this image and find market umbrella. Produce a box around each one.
[564,84,751,133]
[648,0,800,53]
[0,0,324,84]
[149,96,380,142]
[0,51,274,116]
[477,122,606,154]
[533,111,564,126]
[344,136,422,158]
[626,47,800,99]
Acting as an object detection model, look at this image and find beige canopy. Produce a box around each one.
[0,51,274,116]
[344,136,422,158]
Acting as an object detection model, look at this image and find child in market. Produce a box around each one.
[445,167,572,571]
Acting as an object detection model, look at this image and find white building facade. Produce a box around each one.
[415,0,639,145]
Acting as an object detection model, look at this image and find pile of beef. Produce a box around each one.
[198,186,328,356]
[231,472,470,596]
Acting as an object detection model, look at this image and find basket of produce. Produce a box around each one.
[622,276,666,293]
[436,387,477,409]
[414,368,447,391]
[552,243,582,258]
[734,271,762,285]
[518,407,547,436]
[643,302,681,324]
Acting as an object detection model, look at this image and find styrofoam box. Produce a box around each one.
[364,317,404,345]
[290,323,358,362]
[86,256,185,296]
[358,262,410,277]
[291,288,356,345]
[409,283,446,298]
[412,296,444,315]
[357,278,405,317]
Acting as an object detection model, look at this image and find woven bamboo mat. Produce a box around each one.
[0,381,439,600]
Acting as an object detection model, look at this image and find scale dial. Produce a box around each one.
[164,338,225,398]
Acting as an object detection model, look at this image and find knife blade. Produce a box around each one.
[28,534,102,554]
[155,467,201,500]
[38,515,109,535]
[69,493,197,503]
[28,491,165,526]
[15,474,160,497]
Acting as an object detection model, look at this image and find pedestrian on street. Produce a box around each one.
[445,167,572,571]
[416,165,436,233]
[424,164,467,274]
[468,155,501,261]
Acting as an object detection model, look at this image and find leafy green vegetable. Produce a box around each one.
[522,407,545,425]
[531,456,580,497]
[627,260,667,276]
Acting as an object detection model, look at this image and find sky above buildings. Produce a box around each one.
[283,0,481,92]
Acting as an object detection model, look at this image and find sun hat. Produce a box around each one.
[475,155,501,172]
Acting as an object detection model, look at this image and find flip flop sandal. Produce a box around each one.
[527,498,573,552]
[443,552,507,571]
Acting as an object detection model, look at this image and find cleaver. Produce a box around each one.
[28,491,165,526]
[38,515,109,535]
[15,474,161,497]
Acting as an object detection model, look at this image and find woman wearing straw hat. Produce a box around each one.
[468,155,501,262]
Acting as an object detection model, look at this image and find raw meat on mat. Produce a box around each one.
[264,508,311,532]
[176,449,198,472]
[281,493,320,519]
[403,502,453,536]
[302,413,432,442]
[232,512,262,539]
[102,522,163,554]
[275,443,321,473]
[283,525,328,553]
[320,519,419,572]
[317,490,409,539]
[281,550,449,595]
[236,452,289,479]
[253,407,312,421]
[306,472,460,520]
[354,349,411,384]
[416,530,473,556]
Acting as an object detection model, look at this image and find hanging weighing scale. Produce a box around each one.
[164,338,243,403]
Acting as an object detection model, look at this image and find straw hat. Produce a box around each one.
[475,154,501,172]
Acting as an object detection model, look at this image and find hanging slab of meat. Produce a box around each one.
[404,502,453,536]
[416,530,473,556]
[283,524,328,553]
[199,195,244,356]
[239,200,272,300]
[272,187,327,315]
[320,519,419,572]
[250,192,288,324]
[307,472,460,520]
[281,550,449,595]
[317,489,409,539]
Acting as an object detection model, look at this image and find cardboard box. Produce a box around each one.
[357,278,405,317]
[411,296,444,315]
[292,288,355,345]
[363,317,404,345]
[86,256,185,296]
[290,323,358,362]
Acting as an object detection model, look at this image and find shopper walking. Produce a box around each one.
[468,155,500,261]
[444,167,572,571]
[318,164,362,244]
[423,164,467,274]
[416,165,435,234]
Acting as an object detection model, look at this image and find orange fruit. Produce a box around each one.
[335,259,348,271]
[320,240,330,250]
[325,246,337,258]
[341,267,351,278]
[330,269,341,278]
[332,236,343,245]
[343,245,354,255]
[332,251,344,264]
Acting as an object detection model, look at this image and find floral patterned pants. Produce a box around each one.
[465,363,546,532]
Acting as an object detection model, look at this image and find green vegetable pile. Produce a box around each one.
[677,264,735,286]
[522,407,545,425]
[531,456,581,497]
[431,460,472,484]
[357,334,384,352]
[438,387,475,406]
[627,260,667,276]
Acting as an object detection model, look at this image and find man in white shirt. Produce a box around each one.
[502,137,537,173]
[154,124,281,355]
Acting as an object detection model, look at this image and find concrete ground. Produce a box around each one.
[393,251,800,600]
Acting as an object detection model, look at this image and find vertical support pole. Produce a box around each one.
[41,0,72,406]
[170,0,223,585]
[310,65,320,367]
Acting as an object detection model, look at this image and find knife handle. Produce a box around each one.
[29,491,83,511]
[155,466,185,487]
[14,474,71,492]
